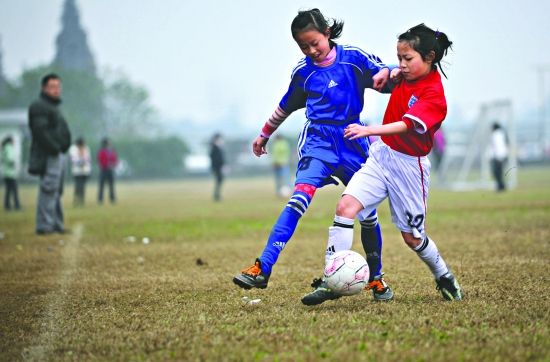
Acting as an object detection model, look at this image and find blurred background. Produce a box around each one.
[0,0,549,188]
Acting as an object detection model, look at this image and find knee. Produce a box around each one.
[401,232,422,249]
[336,195,362,219]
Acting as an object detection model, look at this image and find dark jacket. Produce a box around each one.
[209,144,225,172]
[28,93,71,176]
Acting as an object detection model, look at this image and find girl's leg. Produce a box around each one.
[401,232,449,279]
[324,194,364,263]
[233,156,334,290]
[258,183,317,274]
[401,231,464,300]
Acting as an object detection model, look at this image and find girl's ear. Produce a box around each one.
[325,28,331,37]
[426,50,436,64]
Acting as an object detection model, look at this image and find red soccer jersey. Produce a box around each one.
[381,70,447,156]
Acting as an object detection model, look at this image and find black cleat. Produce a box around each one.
[436,272,464,301]
[301,278,341,306]
[233,259,270,289]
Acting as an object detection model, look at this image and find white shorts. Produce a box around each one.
[345,140,431,238]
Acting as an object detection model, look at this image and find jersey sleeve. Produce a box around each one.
[403,86,447,134]
[278,67,307,114]
[356,48,388,86]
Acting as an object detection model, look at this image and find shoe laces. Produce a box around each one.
[366,279,387,292]
[310,278,323,288]
[241,261,262,277]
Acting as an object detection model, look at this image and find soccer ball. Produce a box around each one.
[324,250,369,296]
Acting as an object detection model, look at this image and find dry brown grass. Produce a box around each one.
[1,168,549,361]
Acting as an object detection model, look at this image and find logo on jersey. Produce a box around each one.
[408,95,418,108]
[328,79,338,88]
[272,241,286,251]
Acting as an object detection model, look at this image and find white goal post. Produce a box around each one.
[438,100,517,191]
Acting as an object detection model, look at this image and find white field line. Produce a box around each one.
[22,222,83,361]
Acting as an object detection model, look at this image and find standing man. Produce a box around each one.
[28,73,71,234]
[97,137,118,204]
[490,122,509,192]
[209,133,225,202]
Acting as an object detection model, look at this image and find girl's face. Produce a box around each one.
[294,28,331,63]
[397,41,433,82]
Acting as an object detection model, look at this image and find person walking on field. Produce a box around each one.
[1,135,21,211]
[68,136,92,206]
[28,73,71,235]
[97,137,118,204]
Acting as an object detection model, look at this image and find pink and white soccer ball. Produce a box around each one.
[324,250,370,296]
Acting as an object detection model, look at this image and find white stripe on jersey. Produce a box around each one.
[297,120,310,159]
[404,114,428,134]
[291,59,307,79]
[303,71,317,91]
[342,45,386,68]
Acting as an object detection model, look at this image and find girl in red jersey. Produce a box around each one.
[318,24,463,302]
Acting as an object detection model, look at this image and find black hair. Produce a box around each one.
[101,137,110,147]
[291,8,344,48]
[76,136,85,146]
[398,23,453,78]
[2,135,13,147]
[492,122,502,131]
[41,73,61,87]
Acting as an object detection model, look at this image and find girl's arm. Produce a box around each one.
[344,121,408,140]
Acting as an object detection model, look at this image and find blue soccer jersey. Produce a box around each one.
[279,44,388,125]
[256,44,388,276]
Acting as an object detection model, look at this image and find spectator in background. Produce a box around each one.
[490,122,509,192]
[69,136,91,206]
[1,135,21,211]
[430,127,446,172]
[97,137,118,204]
[28,73,71,235]
[271,134,292,198]
[209,133,225,202]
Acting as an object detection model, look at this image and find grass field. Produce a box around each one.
[1,167,549,361]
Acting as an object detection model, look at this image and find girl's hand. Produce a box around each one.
[390,68,402,84]
[344,124,370,140]
[252,135,269,157]
[372,67,390,91]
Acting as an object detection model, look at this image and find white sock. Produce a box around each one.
[413,237,449,279]
[325,216,354,265]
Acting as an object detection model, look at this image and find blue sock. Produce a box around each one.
[259,191,311,274]
[359,211,383,280]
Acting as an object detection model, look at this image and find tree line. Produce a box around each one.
[0,65,189,178]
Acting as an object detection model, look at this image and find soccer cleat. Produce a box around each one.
[365,273,394,301]
[232,259,270,289]
[301,278,341,306]
[436,272,464,301]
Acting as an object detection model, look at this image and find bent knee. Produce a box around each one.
[401,231,422,249]
[336,195,363,218]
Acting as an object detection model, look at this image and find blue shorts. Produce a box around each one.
[295,120,370,188]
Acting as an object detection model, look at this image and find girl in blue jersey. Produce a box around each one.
[233,9,393,302]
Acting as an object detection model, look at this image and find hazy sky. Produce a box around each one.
[1,0,549,131]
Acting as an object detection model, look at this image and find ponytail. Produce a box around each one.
[291,8,344,47]
[399,23,453,78]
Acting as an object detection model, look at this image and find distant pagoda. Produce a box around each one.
[52,0,96,73]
